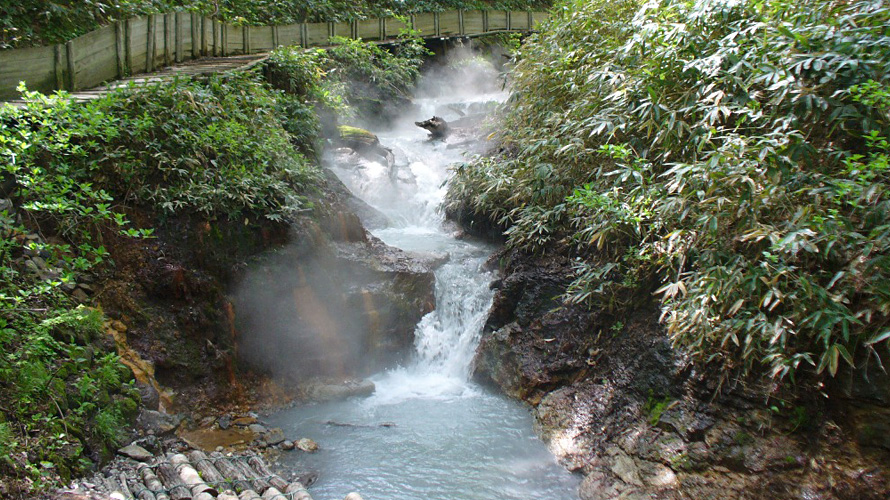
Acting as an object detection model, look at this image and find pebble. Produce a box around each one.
[281,440,295,451]
[233,416,258,426]
[218,415,232,430]
[248,423,268,434]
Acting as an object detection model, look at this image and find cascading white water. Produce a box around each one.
[268,49,580,500]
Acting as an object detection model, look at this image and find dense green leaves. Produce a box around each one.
[1,0,551,48]
[447,0,890,385]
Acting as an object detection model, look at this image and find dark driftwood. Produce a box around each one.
[246,456,288,491]
[157,462,192,500]
[138,464,170,500]
[170,454,217,497]
[415,116,450,139]
[210,452,254,493]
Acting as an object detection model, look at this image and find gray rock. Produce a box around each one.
[72,288,89,303]
[117,444,153,462]
[31,256,47,270]
[265,427,286,445]
[296,438,319,452]
[307,379,376,402]
[610,449,644,487]
[218,415,232,430]
[281,440,295,451]
[248,424,268,434]
[24,259,40,274]
[0,198,12,212]
[137,409,182,436]
[137,382,160,411]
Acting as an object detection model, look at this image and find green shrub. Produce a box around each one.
[447,0,890,386]
[1,60,327,494]
[267,32,428,121]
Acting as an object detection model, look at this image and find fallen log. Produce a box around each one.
[261,487,289,500]
[156,462,193,500]
[246,456,289,492]
[284,482,313,500]
[210,452,254,493]
[131,483,157,500]
[232,458,271,494]
[187,450,227,489]
[119,473,135,500]
[238,490,262,500]
[138,464,170,500]
[169,454,217,497]
[104,476,128,500]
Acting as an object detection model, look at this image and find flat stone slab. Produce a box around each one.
[117,444,153,462]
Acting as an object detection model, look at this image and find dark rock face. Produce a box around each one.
[232,174,435,382]
[473,248,890,499]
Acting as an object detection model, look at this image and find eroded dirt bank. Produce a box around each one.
[472,248,890,499]
[98,169,435,433]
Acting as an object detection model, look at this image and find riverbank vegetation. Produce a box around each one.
[0,33,425,496]
[0,0,551,49]
[447,0,890,388]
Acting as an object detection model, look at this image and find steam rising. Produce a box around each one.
[233,40,507,386]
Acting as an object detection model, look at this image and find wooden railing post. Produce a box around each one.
[483,11,489,32]
[175,12,183,63]
[506,11,512,31]
[65,41,76,90]
[190,13,197,58]
[115,21,127,77]
[53,44,64,90]
[434,12,440,36]
[459,11,465,35]
[243,25,250,54]
[273,25,280,48]
[211,19,218,56]
[164,13,173,65]
[146,15,155,72]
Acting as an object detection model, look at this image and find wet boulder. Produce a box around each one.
[415,116,450,139]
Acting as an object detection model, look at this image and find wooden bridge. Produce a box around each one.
[0,10,547,102]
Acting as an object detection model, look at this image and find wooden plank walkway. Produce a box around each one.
[5,53,269,106]
[0,10,548,102]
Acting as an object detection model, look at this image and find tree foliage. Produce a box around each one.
[1,0,551,48]
[446,0,890,385]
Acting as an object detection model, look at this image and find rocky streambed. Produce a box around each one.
[471,249,890,499]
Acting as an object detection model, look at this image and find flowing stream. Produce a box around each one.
[268,53,580,500]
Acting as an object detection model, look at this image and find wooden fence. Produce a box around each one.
[0,10,548,101]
